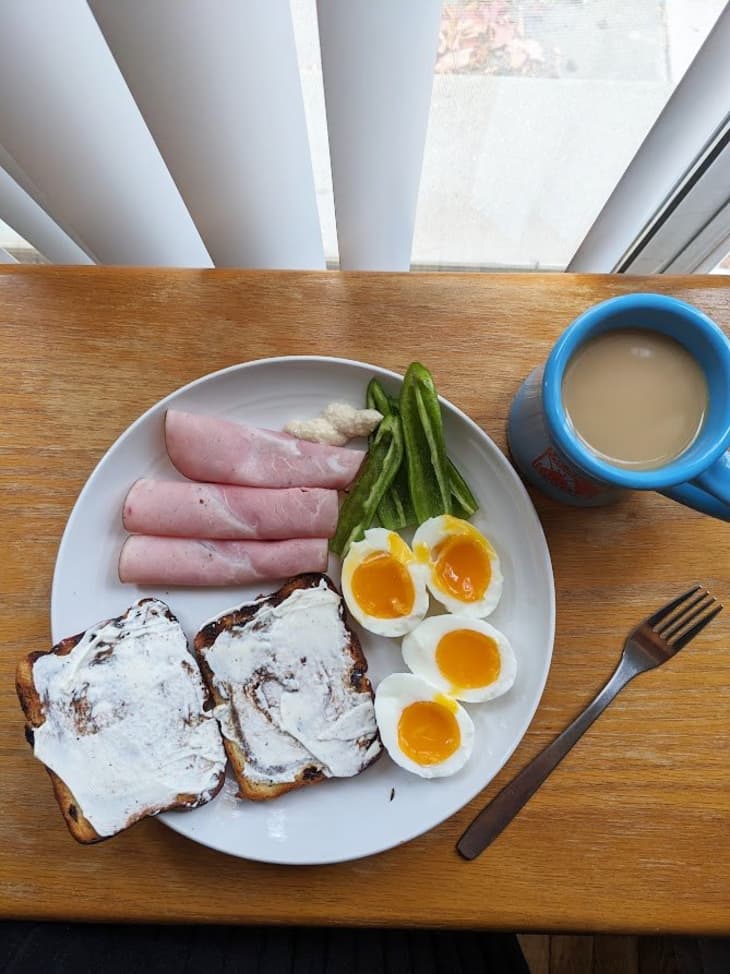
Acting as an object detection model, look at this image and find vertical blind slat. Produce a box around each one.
[0,1,211,266]
[317,0,442,271]
[91,0,324,269]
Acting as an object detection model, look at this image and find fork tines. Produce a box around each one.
[651,586,723,650]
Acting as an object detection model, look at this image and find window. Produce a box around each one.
[292,0,727,270]
[2,2,727,272]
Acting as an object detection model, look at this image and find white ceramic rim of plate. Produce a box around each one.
[51,355,556,864]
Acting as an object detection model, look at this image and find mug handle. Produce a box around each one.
[661,450,730,521]
[695,450,730,506]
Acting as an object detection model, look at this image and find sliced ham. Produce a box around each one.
[165,410,364,490]
[122,479,338,540]
[118,536,328,587]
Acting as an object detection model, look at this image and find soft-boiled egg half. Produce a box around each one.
[402,615,516,703]
[341,528,429,637]
[412,515,502,618]
[375,673,474,778]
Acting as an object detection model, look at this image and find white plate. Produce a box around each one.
[52,356,554,865]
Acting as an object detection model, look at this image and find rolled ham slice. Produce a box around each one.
[118,536,328,587]
[165,410,364,489]
[122,479,338,540]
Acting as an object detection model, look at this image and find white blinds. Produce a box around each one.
[317,0,442,271]
[0,246,14,264]
[0,1,210,266]
[0,1,440,271]
[90,0,324,269]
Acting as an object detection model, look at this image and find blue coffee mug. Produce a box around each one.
[508,293,730,521]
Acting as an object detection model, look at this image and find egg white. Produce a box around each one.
[374,673,475,779]
[402,615,516,703]
[412,515,503,618]
[341,528,429,637]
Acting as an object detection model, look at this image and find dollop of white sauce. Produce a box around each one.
[32,599,226,837]
[284,403,382,446]
[205,582,381,784]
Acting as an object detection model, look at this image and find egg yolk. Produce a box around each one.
[351,551,415,619]
[398,700,461,766]
[436,629,501,689]
[433,535,491,603]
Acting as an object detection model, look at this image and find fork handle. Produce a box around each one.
[457,656,637,860]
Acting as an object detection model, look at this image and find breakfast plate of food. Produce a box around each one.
[21,356,554,864]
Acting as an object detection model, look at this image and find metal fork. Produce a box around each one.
[457,586,723,861]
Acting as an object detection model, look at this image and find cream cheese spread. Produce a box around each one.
[205,582,381,784]
[32,599,226,837]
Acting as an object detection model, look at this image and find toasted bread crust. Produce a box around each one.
[17,634,105,843]
[16,599,225,843]
[194,573,378,801]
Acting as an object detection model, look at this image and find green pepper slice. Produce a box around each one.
[400,362,452,522]
[447,457,479,518]
[330,412,404,556]
[365,379,416,530]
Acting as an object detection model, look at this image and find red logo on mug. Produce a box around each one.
[532,448,603,498]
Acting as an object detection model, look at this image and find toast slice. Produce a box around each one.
[194,573,381,801]
[16,598,227,843]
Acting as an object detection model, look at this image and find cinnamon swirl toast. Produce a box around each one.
[16,598,227,842]
[194,574,381,801]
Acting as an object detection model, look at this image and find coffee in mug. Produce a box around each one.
[561,329,708,471]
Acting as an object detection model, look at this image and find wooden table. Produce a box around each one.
[2,267,729,934]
